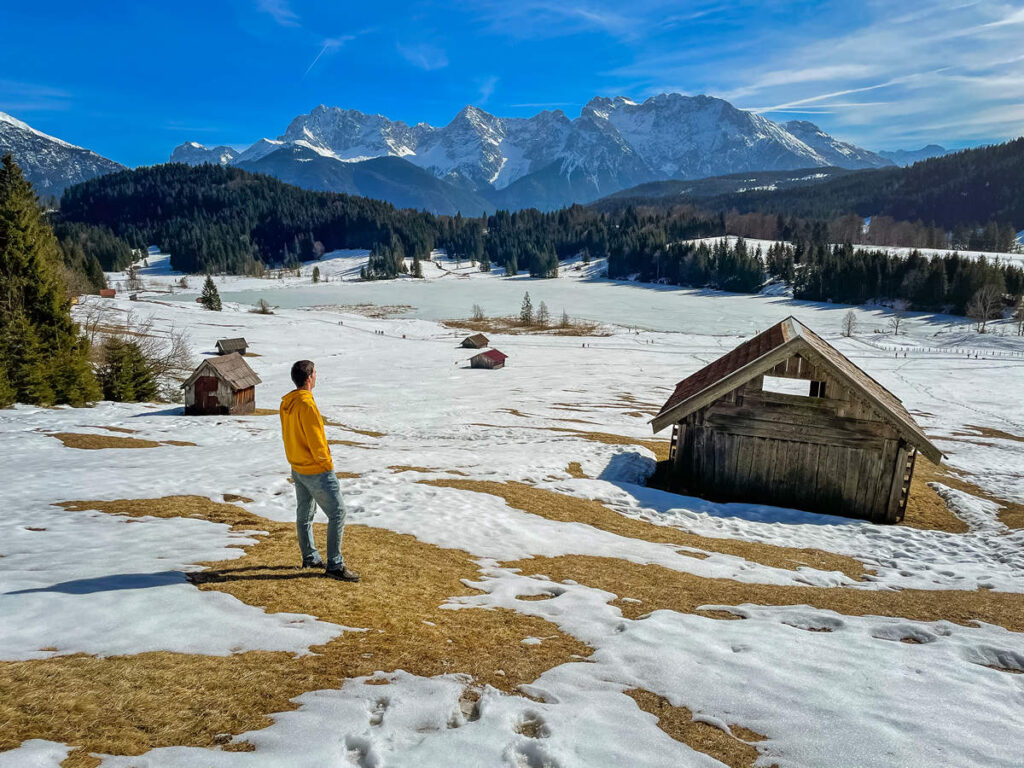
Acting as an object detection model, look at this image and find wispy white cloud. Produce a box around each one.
[256,0,300,28]
[477,75,499,104]
[464,0,645,40]
[397,43,449,71]
[609,0,1024,148]
[0,80,73,113]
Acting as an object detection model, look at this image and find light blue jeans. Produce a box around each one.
[291,469,347,568]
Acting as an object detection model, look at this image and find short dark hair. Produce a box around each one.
[291,360,315,387]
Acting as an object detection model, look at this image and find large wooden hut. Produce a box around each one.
[215,337,249,356]
[650,316,941,523]
[470,349,508,370]
[461,333,489,349]
[182,353,261,415]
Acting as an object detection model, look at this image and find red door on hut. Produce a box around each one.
[194,376,220,412]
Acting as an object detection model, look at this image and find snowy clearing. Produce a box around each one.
[1,273,1023,767]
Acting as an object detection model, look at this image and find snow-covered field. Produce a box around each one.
[2,269,1023,766]
[686,235,1024,268]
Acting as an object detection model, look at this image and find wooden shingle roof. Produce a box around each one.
[182,353,261,391]
[216,337,248,353]
[651,316,941,463]
[463,333,489,347]
[473,349,508,364]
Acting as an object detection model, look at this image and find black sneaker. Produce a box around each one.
[324,565,360,582]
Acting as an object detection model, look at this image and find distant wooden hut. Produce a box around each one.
[461,333,489,349]
[470,349,508,370]
[215,338,249,356]
[99,288,116,298]
[182,353,261,415]
[650,316,941,523]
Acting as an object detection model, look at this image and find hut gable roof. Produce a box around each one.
[182,353,262,391]
[473,349,508,364]
[463,333,489,347]
[651,316,941,463]
[216,337,248,353]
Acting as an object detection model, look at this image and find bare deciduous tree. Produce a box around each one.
[966,284,1004,333]
[537,301,550,327]
[887,299,910,335]
[842,310,857,338]
[471,303,485,321]
[250,298,274,315]
[126,264,144,292]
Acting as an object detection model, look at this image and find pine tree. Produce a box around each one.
[412,254,423,278]
[0,154,100,406]
[312,265,320,283]
[98,337,158,402]
[520,291,533,325]
[199,275,222,310]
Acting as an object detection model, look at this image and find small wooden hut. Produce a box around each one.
[99,288,116,298]
[461,333,489,349]
[470,349,508,370]
[650,316,941,523]
[216,338,249,356]
[182,353,261,415]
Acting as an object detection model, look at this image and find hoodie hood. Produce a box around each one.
[281,388,314,415]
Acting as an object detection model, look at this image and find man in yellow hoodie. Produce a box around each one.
[280,360,359,582]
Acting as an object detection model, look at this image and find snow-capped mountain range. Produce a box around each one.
[171,93,896,212]
[0,111,124,197]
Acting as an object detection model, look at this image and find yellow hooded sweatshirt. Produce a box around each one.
[280,389,333,474]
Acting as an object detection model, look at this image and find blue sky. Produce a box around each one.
[3,0,1023,166]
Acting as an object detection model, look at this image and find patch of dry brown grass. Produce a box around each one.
[0,496,590,761]
[49,433,198,450]
[222,494,253,503]
[566,462,587,479]
[323,419,386,438]
[326,439,374,449]
[444,317,610,337]
[904,458,970,533]
[250,408,279,416]
[959,425,1024,444]
[50,433,162,450]
[626,689,772,768]
[542,427,671,461]
[390,465,438,474]
[902,455,1024,531]
[473,423,672,461]
[501,554,1024,633]
[420,479,868,580]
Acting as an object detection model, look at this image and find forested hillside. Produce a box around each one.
[637,139,1024,249]
[59,164,440,274]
